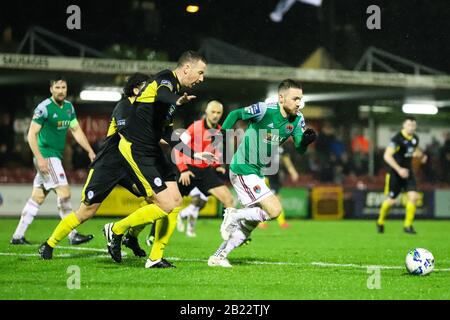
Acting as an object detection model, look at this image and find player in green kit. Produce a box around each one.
[208,79,316,267]
[11,77,95,245]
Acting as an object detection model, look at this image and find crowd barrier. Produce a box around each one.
[1,184,449,218]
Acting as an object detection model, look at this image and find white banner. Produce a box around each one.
[0,184,83,217]
[1,53,450,89]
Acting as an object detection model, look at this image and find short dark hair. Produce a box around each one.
[404,116,417,123]
[278,79,302,93]
[177,50,207,67]
[123,73,150,97]
[49,76,67,86]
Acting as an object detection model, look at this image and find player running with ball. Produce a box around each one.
[208,79,316,267]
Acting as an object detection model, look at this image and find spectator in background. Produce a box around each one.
[315,122,335,182]
[351,126,369,176]
[0,113,15,166]
[423,137,441,183]
[330,127,349,184]
[441,133,450,184]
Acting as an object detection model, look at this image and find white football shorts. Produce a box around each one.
[33,157,69,190]
[229,169,273,207]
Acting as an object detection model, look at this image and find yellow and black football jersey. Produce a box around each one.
[121,69,181,155]
[388,131,419,171]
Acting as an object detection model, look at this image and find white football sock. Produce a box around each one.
[213,228,248,258]
[12,198,40,239]
[57,197,77,239]
[180,204,196,219]
[233,207,270,223]
[57,197,72,218]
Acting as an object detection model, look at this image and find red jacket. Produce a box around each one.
[174,119,222,172]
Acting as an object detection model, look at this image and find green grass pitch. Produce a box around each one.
[0,218,449,300]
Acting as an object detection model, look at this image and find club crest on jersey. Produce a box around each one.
[154,177,162,187]
[285,124,294,134]
[253,185,261,194]
[245,103,260,115]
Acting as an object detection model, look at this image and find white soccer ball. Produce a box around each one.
[405,248,435,276]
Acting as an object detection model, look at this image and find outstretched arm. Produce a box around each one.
[221,109,244,130]
[161,125,216,162]
[293,128,316,155]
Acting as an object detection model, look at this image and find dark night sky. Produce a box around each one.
[1,0,449,72]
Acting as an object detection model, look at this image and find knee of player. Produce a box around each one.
[31,194,46,205]
[267,205,282,219]
[408,195,419,204]
[222,196,234,209]
[191,196,207,209]
[58,196,71,203]
[57,190,71,200]
[77,204,98,222]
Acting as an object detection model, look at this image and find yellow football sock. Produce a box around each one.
[377,200,392,225]
[128,224,146,238]
[47,212,80,248]
[112,204,168,235]
[277,210,286,226]
[149,206,181,261]
[404,202,416,228]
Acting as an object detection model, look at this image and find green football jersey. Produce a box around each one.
[32,98,77,159]
[226,102,306,177]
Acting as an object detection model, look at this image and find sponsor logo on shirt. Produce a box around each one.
[263,132,283,144]
[57,120,71,129]
[253,185,261,194]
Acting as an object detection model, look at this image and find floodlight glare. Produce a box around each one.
[186,5,199,13]
[402,103,438,115]
[80,89,122,102]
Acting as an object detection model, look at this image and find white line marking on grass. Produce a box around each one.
[0,252,117,259]
[57,246,108,253]
[3,249,449,272]
[311,262,403,270]
[165,257,450,272]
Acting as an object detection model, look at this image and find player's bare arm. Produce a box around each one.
[384,146,409,178]
[27,121,48,174]
[413,148,428,164]
[70,123,96,161]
